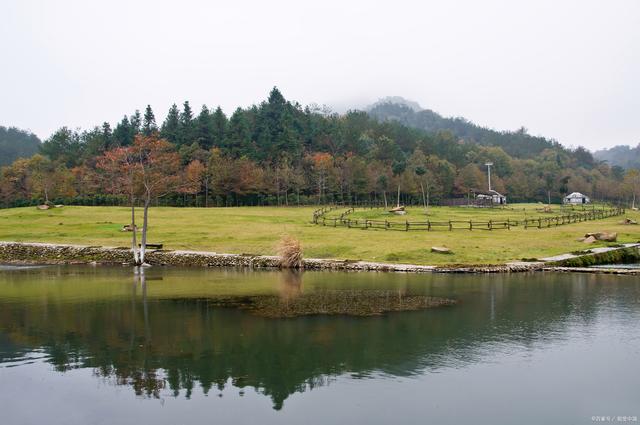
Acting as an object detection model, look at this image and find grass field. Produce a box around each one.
[0,204,638,265]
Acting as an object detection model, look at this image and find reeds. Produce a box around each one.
[277,235,303,268]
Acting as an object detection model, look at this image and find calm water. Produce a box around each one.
[0,266,639,425]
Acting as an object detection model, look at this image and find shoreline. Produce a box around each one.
[1,241,639,274]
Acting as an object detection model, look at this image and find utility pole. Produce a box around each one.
[485,162,493,191]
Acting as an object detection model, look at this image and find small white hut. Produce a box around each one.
[563,192,590,205]
[475,190,507,205]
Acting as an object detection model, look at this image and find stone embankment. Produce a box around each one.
[0,241,638,274]
[0,241,533,272]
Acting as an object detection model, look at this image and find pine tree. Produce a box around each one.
[161,104,180,145]
[255,87,301,163]
[40,127,83,167]
[195,105,214,149]
[225,108,252,158]
[101,122,113,149]
[211,106,227,148]
[143,105,157,136]
[114,116,133,146]
[130,110,142,135]
[179,101,195,146]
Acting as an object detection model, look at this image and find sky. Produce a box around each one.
[1,0,639,151]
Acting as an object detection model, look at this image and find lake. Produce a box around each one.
[0,265,638,425]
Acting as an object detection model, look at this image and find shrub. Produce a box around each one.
[277,235,303,268]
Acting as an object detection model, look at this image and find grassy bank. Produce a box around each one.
[0,204,638,265]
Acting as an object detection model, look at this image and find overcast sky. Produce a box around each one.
[1,0,639,151]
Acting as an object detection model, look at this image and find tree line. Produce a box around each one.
[1,87,639,209]
[594,144,640,170]
[0,126,41,166]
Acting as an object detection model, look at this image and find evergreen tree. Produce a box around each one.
[161,104,180,145]
[143,105,158,136]
[255,87,301,163]
[225,108,252,158]
[195,105,214,149]
[40,127,83,167]
[130,110,142,135]
[101,122,113,150]
[179,101,195,146]
[113,116,134,146]
[81,127,106,159]
[211,106,227,148]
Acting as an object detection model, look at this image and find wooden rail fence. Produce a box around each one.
[311,206,625,231]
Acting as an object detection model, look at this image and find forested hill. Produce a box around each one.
[1,88,636,208]
[0,126,41,166]
[593,144,640,169]
[367,100,566,159]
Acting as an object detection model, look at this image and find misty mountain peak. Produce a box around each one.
[367,96,423,112]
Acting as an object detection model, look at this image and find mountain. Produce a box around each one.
[0,126,41,166]
[593,144,640,169]
[366,99,565,159]
[366,96,423,113]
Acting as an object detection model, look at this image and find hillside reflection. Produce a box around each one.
[0,266,637,410]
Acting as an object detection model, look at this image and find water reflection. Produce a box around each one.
[0,266,638,410]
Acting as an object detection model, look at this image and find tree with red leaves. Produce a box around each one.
[97,135,180,265]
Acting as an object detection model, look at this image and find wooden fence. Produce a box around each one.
[311,206,625,231]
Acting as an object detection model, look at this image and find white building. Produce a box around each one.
[563,192,590,205]
[476,190,507,205]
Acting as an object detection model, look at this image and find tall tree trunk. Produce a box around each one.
[426,184,430,213]
[396,184,401,208]
[130,200,140,265]
[383,191,388,209]
[204,177,209,208]
[420,182,427,212]
[139,195,150,265]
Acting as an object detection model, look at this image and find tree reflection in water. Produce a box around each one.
[0,266,636,410]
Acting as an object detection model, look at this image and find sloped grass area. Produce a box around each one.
[0,205,638,265]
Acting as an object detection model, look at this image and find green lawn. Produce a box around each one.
[0,204,638,265]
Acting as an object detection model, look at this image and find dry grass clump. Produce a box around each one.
[277,235,303,268]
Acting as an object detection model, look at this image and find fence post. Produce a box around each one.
[405,220,409,231]
[469,220,473,231]
[489,220,492,230]
[427,220,431,231]
[449,220,452,231]
[385,220,389,230]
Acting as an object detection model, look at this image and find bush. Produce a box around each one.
[277,235,303,268]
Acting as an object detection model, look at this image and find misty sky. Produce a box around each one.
[1,0,639,151]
